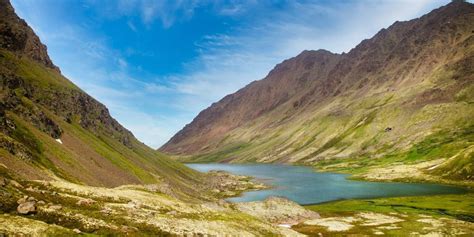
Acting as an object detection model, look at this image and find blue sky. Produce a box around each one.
[11,0,451,148]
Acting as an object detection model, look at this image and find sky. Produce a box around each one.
[11,0,452,149]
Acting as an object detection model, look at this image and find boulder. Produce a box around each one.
[17,201,36,214]
[17,196,28,204]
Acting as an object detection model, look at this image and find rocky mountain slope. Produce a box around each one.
[161,1,474,183]
[0,0,209,200]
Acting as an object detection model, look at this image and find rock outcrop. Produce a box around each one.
[235,196,320,225]
[0,0,58,71]
[16,196,36,214]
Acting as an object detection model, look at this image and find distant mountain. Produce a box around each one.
[161,1,474,181]
[0,0,204,198]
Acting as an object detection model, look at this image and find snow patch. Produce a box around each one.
[55,139,63,144]
[278,224,292,228]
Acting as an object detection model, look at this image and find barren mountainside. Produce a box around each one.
[161,1,474,181]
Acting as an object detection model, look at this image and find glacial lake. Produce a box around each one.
[187,163,467,205]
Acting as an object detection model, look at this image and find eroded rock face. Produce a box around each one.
[0,0,59,71]
[235,196,320,225]
[206,170,269,197]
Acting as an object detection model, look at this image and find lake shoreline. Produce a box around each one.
[186,163,467,205]
[186,160,474,190]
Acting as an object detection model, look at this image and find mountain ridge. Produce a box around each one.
[0,0,58,72]
[161,1,474,183]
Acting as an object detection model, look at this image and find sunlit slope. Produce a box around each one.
[0,0,203,199]
[162,2,474,181]
[0,50,204,195]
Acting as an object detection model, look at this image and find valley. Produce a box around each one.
[0,0,473,236]
[162,1,474,190]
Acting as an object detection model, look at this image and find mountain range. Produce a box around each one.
[161,1,474,183]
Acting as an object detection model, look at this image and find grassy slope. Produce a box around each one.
[180,46,474,186]
[0,50,204,200]
[174,3,474,189]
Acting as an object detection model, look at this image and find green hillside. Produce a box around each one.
[164,1,474,186]
[0,0,204,199]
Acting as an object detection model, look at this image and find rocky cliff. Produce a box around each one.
[0,0,58,71]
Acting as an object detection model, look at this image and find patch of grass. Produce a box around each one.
[405,124,474,162]
[304,110,378,159]
[7,113,80,182]
[455,84,474,103]
[188,142,252,163]
[297,194,474,236]
[9,118,43,156]
[431,145,474,181]
[0,50,78,92]
[314,123,474,182]
[304,194,474,219]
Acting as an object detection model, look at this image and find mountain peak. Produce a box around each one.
[0,0,59,72]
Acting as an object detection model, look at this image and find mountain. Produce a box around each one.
[0,4,311,235]
[0,0,206,199]
[161,1,474,181]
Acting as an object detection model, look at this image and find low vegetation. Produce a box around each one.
[297,194,474,236]
[0,166,302,236]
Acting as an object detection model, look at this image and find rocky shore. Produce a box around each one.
[206,170,269,198]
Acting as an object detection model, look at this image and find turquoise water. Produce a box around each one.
[187,163,467,205]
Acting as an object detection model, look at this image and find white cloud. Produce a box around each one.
[97,0,202,28]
